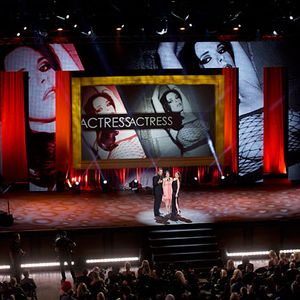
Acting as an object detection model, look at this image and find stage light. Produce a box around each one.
[87,30,92,35]
[221,175,226,180]
[16,32,21,37]
[129,179,139,192]
[289,15,294,20]
[194,176,198,181]
[56,15,65,20]
[73,24,78,28]
[66,14,70,19]
[72,181,80,193]
[227,251,269,257]
[233,26,239,31]
[23,26,27,30]
[116,27,122,31]
[101,179,109,192]
[238,24,241,28]
[0,257,139,270]
[86,256,139,264]
[0,265,10,270]
[189,23,193,27]
[273,30,278,35]
[179,27,186,31]
[57,28,63,31]
[279,249,300,254]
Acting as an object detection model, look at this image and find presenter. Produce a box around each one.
[153,168,163,218]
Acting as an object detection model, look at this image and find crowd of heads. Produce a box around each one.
[1,250,300,300]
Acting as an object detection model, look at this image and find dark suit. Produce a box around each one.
[153,174,163,216]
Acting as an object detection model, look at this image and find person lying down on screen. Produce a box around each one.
[151,84,210,157]
[83,86,146,160]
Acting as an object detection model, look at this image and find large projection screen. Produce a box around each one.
[72,75,224,169]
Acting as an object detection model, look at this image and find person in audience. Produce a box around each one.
[237,256,254,274]
[76,282,91,300]
[89,271,107,299]
[286,261,300,284]
[60,280,76,300]
[122,262,136,286]
[293,251,300,268]
[230,292,241,300]
[9,233,25,283]
[96,292,105,300]
[137,260,152,277]
[75,269,92,289]
[291,274,300,300]
[9,277,26,300]
[172,270,189,299]
[20,270,37,299]
[268,250,279,269]
[54,230,76,282]
[226,259,236,279]
[278,252,290,273]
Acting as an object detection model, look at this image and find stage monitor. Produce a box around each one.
[72,75,224,169]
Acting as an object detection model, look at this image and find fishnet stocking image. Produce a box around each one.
[288,108,300,165]
[239,111,263,177]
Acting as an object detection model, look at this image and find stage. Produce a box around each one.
[1,180,300,232]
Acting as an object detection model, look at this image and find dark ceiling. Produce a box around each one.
[0,0,299,43]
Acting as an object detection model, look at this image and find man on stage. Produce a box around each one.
[153,168,163,217]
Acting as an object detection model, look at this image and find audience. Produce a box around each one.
[2,251,300,300]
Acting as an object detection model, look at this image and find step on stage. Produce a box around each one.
[1,180,300,232]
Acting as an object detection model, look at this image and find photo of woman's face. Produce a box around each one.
[194,42,235,68]
[92,96,115,114]
[4,46,56,122]
[166,91,183,113]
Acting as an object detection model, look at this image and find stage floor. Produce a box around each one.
[1,181,300,232]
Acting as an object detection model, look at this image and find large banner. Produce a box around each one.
[72,75,224,168]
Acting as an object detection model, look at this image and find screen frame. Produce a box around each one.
[72,75,224,169]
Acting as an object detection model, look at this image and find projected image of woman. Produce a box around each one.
[157,41,263,179]
[2,44,83,190]
[83,86,146,160]
[151,84,209,157]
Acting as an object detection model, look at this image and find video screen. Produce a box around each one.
[72,75,224,169]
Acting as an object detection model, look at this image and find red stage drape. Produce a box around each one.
[0,72,28,181]
[263,67,286,174]
[56,71,71,173]
[222,68,238,174]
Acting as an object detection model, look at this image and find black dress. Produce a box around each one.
[171,180,178,218]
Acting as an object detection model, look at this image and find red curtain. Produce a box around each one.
[56,71,71,173]
[0,72,28,181]
[263,67,286,174]
[222,68,238,174]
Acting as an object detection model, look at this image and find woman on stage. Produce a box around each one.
[162,170,173,215]
[171,171,181,220]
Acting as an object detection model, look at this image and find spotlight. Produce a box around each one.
[238,24,241,28]
[194,176,198,181]
[73,24,78,28]
[57,28,63,31]
[66,14,70,19]
[101,179,109,192]
[129,179,139,192]
[289,15,294,20]
[273,30,278,35]
[233,26,239,31]
[16,32,21,37]
[23,26,27,30]
[87,30,92,35]
[179,27,186,31]
[221,175,226,180]
[189,23,193,27]
[72,181,80,193]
